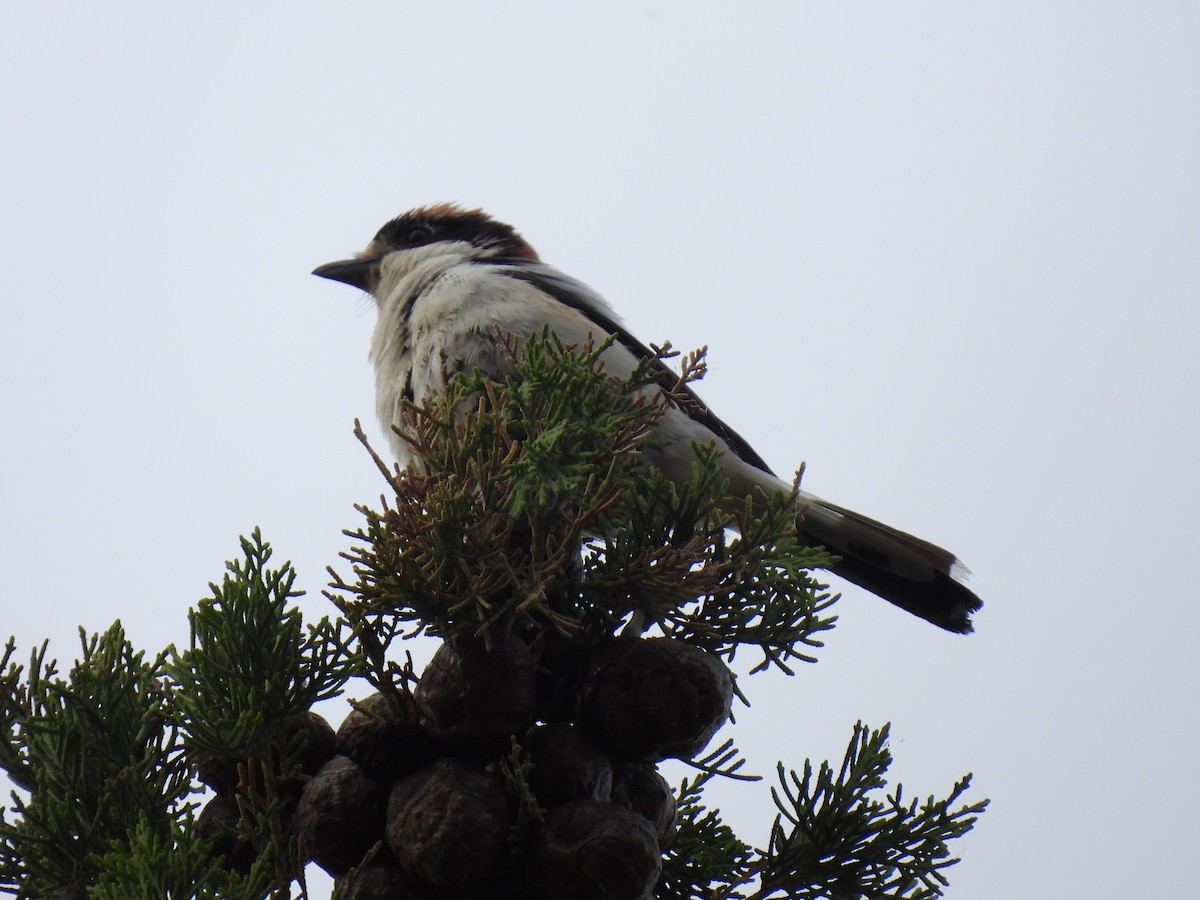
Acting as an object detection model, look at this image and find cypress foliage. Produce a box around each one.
[0,333,985,898]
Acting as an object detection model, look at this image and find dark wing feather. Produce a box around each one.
[496,264,776,476]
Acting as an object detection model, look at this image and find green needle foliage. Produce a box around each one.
[0,331,985,897]
[660,725,987,900]
[88,816,227,900]
[0,625,190,897]
[332,331,838,678]
[169,530,355,762]
[758,723,987,899]
[166,532,357,895]
[658,768,757,899]
[0,537,356,898]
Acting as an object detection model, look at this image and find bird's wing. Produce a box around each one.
[493,263,776,477]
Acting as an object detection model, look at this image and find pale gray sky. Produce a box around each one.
[3,3,1198,896]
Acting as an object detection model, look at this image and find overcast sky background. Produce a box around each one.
[3,3,1197,897]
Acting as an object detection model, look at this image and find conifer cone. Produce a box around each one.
[294,755,387,877]
[523,721,613,809]
[579,637,733,761]
[194,709,336,799]
[295,710,339,780]
[528,799,661,900]
[385,757,511,892]
[336,690,433,782]
[612,762,678,844]
[415,632,536,759]
[335,858,437,900]
[195,794,257,875]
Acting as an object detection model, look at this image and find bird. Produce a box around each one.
[313,203,981,633]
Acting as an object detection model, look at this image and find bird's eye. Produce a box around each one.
[405,225,433,245]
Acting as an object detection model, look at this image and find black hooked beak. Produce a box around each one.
[311,256,382,291]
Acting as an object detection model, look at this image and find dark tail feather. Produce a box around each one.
[795,495,982,633]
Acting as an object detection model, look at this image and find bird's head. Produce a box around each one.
[311,203,538,297]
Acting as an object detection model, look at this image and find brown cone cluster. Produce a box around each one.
[200,631,730,898]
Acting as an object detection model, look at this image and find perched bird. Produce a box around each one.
[313,203,981,633]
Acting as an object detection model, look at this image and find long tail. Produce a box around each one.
[794,490,981,633]
[707,440,982,633]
